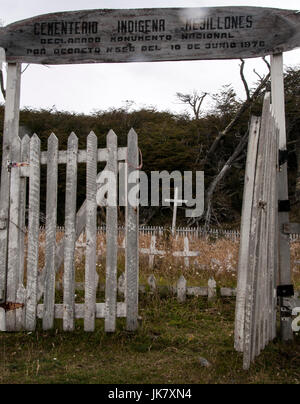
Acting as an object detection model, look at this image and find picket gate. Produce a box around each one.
[234,94,279,369]
[0,129,139,333]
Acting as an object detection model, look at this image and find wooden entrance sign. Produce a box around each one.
[0,7,299,65]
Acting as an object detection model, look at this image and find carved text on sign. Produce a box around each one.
[0,7,299,64]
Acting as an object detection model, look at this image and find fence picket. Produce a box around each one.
[84,132,98,331]
[105,130,118,332]
[43,133,58,330]
[25,134,41,331]
[16,134,30,330]
[63,133,78,331]
[6,136,21,331]
[125,129,139,331]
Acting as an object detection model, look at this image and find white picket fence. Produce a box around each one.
[40,225,300,242]
[0,129,139,333]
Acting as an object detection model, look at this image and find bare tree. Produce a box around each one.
[188,58,271,228]
[176,90,208,120]
[202,58,270,166]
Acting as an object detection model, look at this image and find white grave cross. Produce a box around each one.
[164,187,187,235]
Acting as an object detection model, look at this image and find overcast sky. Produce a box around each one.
[0,0,300,115]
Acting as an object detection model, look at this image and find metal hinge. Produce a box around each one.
[7,161,29,172]
[0,302,24,312]
[278,149,288,166]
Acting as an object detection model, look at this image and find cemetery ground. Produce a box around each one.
[0,235,299,384]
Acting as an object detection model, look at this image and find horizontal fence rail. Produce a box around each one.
[35,225,300,242]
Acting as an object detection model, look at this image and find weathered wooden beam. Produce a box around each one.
[43,134,58,330]
[37,302,127,319]
[6,137,21,331]
[40,147,127,165]
[0,63,21,304]
[125,129,139,332]
[63,133,78,332]
[1,7,300,64]
[25,135,41,331]
[242,96,268,370]
[235,116,260,352]
[16,135,30,330]
[271,53,293,342]
[105,130,118,332]
[84,132,98,332]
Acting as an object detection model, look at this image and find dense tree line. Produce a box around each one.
[0,65,299,227]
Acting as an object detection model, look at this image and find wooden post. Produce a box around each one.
[270,53,293,341]
[0,63,21,304]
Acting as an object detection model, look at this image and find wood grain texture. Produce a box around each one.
[6,137,21,331]
[16,134,30,330]
[271,53,293,342]
[84,132,97,332]
[43,133,58,330]
[242,104,267,370]
[0,63,21,304]
[25,134,40,331]
[234,116,260,352]
[0,7,300,64]
[125,129,139,331]
[36,145,126,303]
[37,302,126,319]
[241,94,280,369]
[63,133,78,331]
[105,130,118,332]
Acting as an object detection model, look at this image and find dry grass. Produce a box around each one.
[28,231,300,291]
[1,231,299,384]
[13,229,297,302]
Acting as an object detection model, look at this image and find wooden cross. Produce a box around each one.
[164,187,187,236]
[140,235,166,268]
